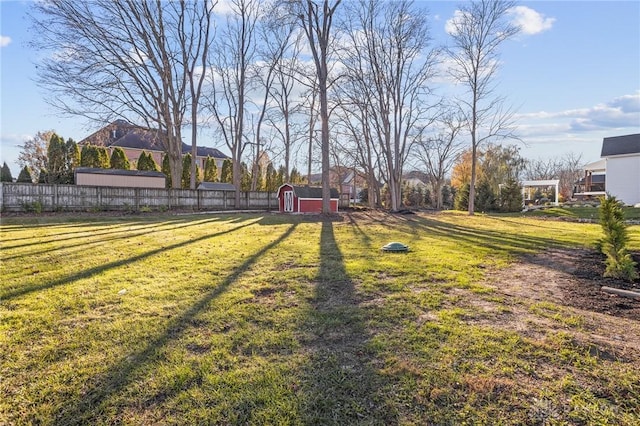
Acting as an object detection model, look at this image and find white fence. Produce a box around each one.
[0,183,278,212]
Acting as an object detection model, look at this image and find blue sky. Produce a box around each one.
[1,0,639,176]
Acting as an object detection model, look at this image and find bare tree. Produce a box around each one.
[446,0,520,215]
[18,130,55,183]
[523,157,558,181]
[414,110,465,209]
[525,153,583,201]
[556,153,583,201]
[298,0,342,214]
[267,32,307,183]
[30,1,211,189]
[334,100,381,208]
[302,80,319,183]
[206,0,260,207]
[340,0,439,211]
[250,8,296,190]
[179,1,216,189]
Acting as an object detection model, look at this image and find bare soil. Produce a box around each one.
[516,247,640,319]
[479,247,640,359]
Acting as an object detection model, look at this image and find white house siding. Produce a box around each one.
[605,156,640,205]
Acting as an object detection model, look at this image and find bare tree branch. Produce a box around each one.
[445,0,520,214]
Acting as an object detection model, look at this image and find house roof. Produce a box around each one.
[197,182,235,191]
[79,120,228,159]
[74,167,166,178]
[600,133,640,157]
[184,144,227,159]
[112,131,165,151]
[281,184,339,199]
[582,159,606,172]
[403,177,428,187]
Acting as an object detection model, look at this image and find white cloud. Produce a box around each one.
[213,0,236,15]
[512,94,638,161]
[569,96,640,130]
[608,92,640,113]
[507,6,555,35]
[515,92,640,150]
[444,10,467,36]
[446,7,555,37]
[0,35,12,47]
[213,0,269,17]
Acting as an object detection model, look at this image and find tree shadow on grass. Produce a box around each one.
[1,217,224,261]
[1,217,258,301]
[345,213,373,249]
[379,213,576,256]
[0,215,209,243]
[298,220,394,424]
[375,213,611,286]
[54,222,299,425]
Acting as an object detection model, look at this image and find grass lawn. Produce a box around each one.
[1,211,639,425]
[521,206,640,221]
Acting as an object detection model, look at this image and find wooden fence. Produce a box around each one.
[0,183,278,213]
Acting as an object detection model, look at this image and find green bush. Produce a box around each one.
[17,166,33,183]
[499,177,523,212]
[1,162,13,182]
[110,147,131,170]
[454,183,470,211]
[599,195,638,281]
[475,179,497,212]
[22,201,43,214]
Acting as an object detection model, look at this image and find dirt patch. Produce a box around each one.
[518,247,640,319]
[479,247,640,358]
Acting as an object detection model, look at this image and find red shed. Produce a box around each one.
[277,183,339,213]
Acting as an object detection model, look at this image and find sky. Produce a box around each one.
[1,0,639,177]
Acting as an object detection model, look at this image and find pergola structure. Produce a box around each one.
[521,179,560,207]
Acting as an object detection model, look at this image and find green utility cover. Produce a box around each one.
[382,242,409,252]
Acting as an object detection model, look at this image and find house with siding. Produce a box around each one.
[79,120,228,171]
[75,167,166,188]
[600,133,640,206]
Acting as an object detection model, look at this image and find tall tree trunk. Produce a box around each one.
[319,70,331,213]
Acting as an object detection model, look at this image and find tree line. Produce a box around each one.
[9,130,309,191]
[6,128,583,213]
[27,0,575,213]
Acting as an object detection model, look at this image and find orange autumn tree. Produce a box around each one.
[450,149,484,190]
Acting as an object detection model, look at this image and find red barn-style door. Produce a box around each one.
[283,190,294,212]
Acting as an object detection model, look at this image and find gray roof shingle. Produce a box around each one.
[197,182,236,191]
[80,120,228,159]
[600,133,640,157]
[290,185,339,198]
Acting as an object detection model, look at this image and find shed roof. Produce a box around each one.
[600,133,640,157]
[75,167,165,178]
[197,182,236,191]
[281,184,339,199]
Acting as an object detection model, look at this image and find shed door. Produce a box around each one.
[284,191,294,212]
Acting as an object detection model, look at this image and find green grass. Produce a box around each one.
[522,206,640,221]
[1,212,639,425]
